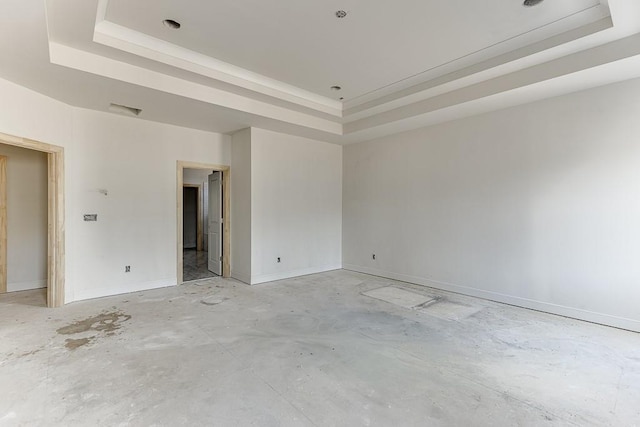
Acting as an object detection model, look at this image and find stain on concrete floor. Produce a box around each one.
[17,349,42,358]
[56,311,131,335]
[65,337,93,350]
[3,271,638,426]
[57,311,131,350]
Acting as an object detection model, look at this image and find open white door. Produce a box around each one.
[208,172,222,275]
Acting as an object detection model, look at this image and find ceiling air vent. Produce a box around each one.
[163,19,181,29]
[109,103,142,117]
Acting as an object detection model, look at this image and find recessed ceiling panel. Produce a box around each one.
[105,0,605,101]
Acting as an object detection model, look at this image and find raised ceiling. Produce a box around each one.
[103,0,604,102]
[2,0,640,143]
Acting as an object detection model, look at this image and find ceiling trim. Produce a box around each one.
[340,49,640,144]
[94,0,343,117]
[344,32,640,134]
[342,17,613,122]
[343,2,612,110]
[48,42,343,135]
[37,0,640,144]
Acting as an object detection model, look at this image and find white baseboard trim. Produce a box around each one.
[7,280,46,292]
[72,278,177,302]
[343,264,640,333]
[251,265,342,285]
[231,271,251,285]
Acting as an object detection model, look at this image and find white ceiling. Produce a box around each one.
[104,0,602,102]
[2,0,640,144]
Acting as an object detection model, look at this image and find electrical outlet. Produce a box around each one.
[125,266,131,273]
[372,254,376,260]
[277,257,281,263]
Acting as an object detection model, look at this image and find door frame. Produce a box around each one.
[0,155,6,295]
[182,184,203,251]
[0,132,65,307]
[177,161,230,283]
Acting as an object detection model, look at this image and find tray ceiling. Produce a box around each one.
[1,0,639,143]
[103,0,605,102]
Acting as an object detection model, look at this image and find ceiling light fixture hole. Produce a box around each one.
[523,0,544,7]
[163,19,181,29]
[335,10,347,19]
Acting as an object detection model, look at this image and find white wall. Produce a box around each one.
[250,128,342,284]
[0,77,232,303]
[0,78,73,300]
[343,77,640,332]
[0,144,47,292]
[0,79,72,146]
[230,128,252,283]
[69,108,231,301]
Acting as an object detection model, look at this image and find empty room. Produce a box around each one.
[1,0,639,425]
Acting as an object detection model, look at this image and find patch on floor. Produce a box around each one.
[362,286,435,309]
[418,299,482,321]
[56,310,131,350]
[200,295,228,306]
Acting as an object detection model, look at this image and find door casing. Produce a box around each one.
[207,172,222,275]
[0,132,65,307]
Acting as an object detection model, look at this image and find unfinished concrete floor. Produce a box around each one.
[1,270,638,426]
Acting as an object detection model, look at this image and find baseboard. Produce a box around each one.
[231,271,251,285]
[72,278,177,302]
[7,279,46,292]
[343,264,640,333]
[251,264,342,285]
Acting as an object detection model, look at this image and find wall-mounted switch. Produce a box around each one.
[125,266,131,273]
[84,214,98,222]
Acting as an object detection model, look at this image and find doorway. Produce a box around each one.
[0,146,47,302]
[183,185,201,251]
[182,182,210,281]
[0,132,64,307]
[177,161,230,284]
